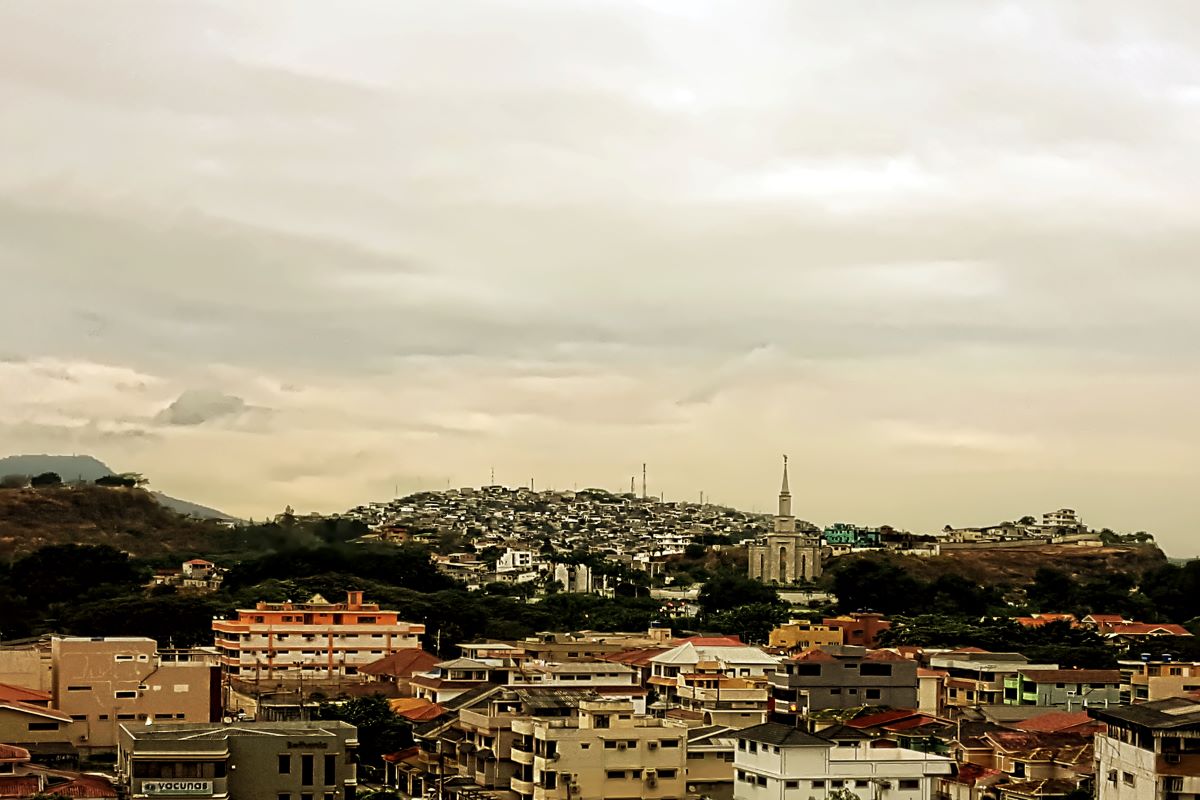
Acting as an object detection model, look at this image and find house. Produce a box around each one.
[649,642,781,708]
[359,649,442,694]
[1002,669,1121,708]
[767,620,843,652]
[1119,655,1200,703]
[822,613,892,648]
[929,650,1058,713]
[770,646,918,723]
[732,722,953,800]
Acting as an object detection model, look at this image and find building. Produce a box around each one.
[1120,656,1200,704]
[212,591,424,683]
[929,650,1058,713]
[1040,508,1082,531]
[822,523,882,548]
[747,457,822,586]
[0,743,117,798]
[1090,697,1200,800]
[649,641,781,709]
[497,549,536,573]
[822,613,892,649]
[732,722,953,800]
[770,646,918,724]
[686,725,739,800]
[663,669,771,728]
[510,697,689,800]
[117,719,358,800]
[767,620,843,652]
[50,637,218,754]
[1002,669,1121,708]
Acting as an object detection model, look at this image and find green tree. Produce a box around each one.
[698,574,779,616]
[313,695,412,768]
[709,603,789,644]
[30,471,62,488]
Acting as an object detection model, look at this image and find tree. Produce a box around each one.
[313,695,412,769]
[698,574,779,616]
[0,474,28,489]
[29,472,62,488]
[709,603,789,644]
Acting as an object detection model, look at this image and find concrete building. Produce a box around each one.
[212,591,424,683]
[1041,508,1082,531]
[929,651,1058,713]
[117,719,358,800]
[686,725,738,800]
[822,613,892,649]
[747,458,822,586]
[510,697,689,800]
[1090,697,1200,800]
[51,637,219,754]
[1002,668,1121,709]
[649,641,781,709]
[770,646,918,724]
[732,722,953,800]
[1119,656,1200,704]
[767,620,843,652]
[497,548,535,573]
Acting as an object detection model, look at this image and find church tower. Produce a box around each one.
[748,455,823,585]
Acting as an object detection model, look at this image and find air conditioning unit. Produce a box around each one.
[647,777,658,788]
[617,742,628,751]
[648,742,658,750]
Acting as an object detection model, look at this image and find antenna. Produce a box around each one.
[642,463,647,499]
[490,466,495,485]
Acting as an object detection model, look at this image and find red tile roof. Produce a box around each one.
[1106,623,1192,636]
[1016,711,1106,734]
[0,776,42,798]
[0,683,51,705]
[863,649,909,662]
[602,647,670,666]
[0,744,30,762]
[846,709,921,729]
[359,649,441,678]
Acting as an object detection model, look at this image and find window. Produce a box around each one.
[301,794,313,800]
[544,772,558,790]
[67,685,91,692]
[811,780,826,789]
[660,739,678,748]
[279,754,292,774]
[606,770,626,780]
[785,780,799,789]
[859,663,893,677]
[793,664,821,676]
[594,715,610,728]
[660,769,677,779]
[898,779,919,790]
[866,689,881,700]
[605,740,617,749]
[1122,772,1135,787]
[115,690,138,699]
[278,794,290,800]
[830,688,842,695]
[28,722,60,731]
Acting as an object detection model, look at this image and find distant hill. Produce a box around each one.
[827,542,1169,587]
[0,483,233,560]
[0,454,236,521]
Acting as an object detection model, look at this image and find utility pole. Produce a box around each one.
[642,463,647,499]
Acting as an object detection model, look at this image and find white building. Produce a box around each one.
[1041,508,1082,530]
[498,548,535,573]
[1090,697,1200,800]
[650,640,781,708]
[733,722,953,800]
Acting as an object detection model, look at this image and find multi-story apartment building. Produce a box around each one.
[212,591,424,683]
[511,698,689,800]
[767,620,842,652]
[1090,697,1200,800]
[1119,656,1200,704]
[929,650,1057,712]
[1002,668,1121,708]
[117,719,358,800]
[771,646,917,724]
[512,662,646,711]
[732,722,953,800]
[663,670,769,728]
[51,637,218,753]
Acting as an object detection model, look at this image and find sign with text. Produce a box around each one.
[142,780,214,795]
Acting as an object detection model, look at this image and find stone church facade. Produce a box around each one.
[747,457,823,585]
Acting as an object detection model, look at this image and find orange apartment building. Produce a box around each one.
[212,591,425,683]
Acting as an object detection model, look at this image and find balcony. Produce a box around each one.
[511,747,534,766]
[510,777,535,795]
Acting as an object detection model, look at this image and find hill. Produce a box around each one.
[0,454,236,521]
[0,484,233,560]
[827,542,1168,587]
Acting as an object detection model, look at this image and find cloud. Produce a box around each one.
[154,390,248,426]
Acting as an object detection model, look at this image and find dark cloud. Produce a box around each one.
[155,390,248,426]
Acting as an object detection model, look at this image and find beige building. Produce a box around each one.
[52,637,218,753]
[512,698,689,800]
[747,458,822,586]
[213,591,424,684]
[767,621,843,651]
[1119,657,1200,704]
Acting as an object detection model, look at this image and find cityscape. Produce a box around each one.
[5,4,1200,800]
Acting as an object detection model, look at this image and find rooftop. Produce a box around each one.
[736,722,833,748]
[121,720,357,742]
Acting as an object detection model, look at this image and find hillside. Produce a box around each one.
[828,542,1168,587]
[0,484,232,560]
[0,454,236,521]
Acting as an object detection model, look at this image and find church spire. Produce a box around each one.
[778,454,792,519]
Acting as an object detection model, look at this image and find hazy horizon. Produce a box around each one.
[3,3,1199,555]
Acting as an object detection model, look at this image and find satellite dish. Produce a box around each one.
[222,716,234,724]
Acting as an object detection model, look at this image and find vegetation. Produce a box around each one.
[313,695,412,775]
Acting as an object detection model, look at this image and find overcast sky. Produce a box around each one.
[3,2,1199,553]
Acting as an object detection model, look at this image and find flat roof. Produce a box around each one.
[122,720,356,741]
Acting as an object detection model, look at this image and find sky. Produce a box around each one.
[2,2,1199,554]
